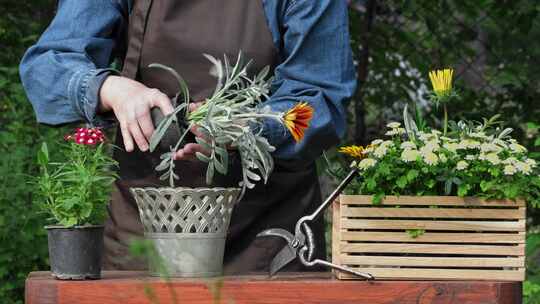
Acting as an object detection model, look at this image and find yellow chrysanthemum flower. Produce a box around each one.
[429,68,454,99]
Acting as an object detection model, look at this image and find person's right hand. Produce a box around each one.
[99,75,174,152]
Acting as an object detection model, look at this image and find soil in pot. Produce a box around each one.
[45,225,104,280]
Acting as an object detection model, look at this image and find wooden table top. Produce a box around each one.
[26,271,522,304]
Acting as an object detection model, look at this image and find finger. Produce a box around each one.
[174,148,197,161]
[120,122,134,152]
[128,121,149,152]
[190,125,206,139]
[137,110,154,141]
[150,89,174,116]
[189,101,204,112]
[184,143,210,156]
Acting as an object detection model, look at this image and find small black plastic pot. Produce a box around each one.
[45,225,104,280]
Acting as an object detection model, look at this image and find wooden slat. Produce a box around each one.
[338,268,525,281]
[340,243,525,255]
[340,195,526,207]
[341,219,525,231]
[340,231,526,244]
[342,207,526,219]
[331,200,341,269]
[340,256,525,267]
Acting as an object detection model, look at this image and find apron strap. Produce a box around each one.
[122,0,154,79]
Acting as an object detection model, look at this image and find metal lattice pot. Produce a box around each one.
[131,187,240,277]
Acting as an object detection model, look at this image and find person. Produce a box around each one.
[20,0,357,273]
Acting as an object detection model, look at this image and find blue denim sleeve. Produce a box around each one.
[19,0,129,126]
[261,0,357,160]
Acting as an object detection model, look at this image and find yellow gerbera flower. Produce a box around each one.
[283,102,314,142]
[429,68,454,99]
[339,145,368,159]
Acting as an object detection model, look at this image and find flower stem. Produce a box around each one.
[443,104,448,136]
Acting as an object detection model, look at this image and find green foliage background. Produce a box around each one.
[0,0,539,303]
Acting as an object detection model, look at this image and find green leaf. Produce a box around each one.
[37,142,49,166]
[366,178,377,191]
[406,169,419,182]
[195,152,210,163]
[396,176,408,189]
[372,192,385,205]
[406,229,425,239]
[457,184,470,197]
[206,162,215,185]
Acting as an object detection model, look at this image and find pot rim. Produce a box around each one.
[44,224,104,230]
[130,186,241,192]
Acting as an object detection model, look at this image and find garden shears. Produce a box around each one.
[257,169,374,280]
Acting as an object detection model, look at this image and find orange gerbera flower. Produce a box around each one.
[283,102,314,142]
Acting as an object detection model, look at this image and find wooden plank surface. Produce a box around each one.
[340,195,526,207]
[340,231,526,243]
[25,271,523,304]
[340,243,525,255]
[341,219,526,231]
[340,255,525,267]
[339,268,526,281]
[342,207,526,219]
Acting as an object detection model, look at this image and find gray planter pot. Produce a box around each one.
[45,225,104,280]
[131,187,240,278]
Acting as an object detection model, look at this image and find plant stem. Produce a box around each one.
[443,104,448,136]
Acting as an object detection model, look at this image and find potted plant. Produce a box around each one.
[331,68,540,281]
[130,52,313,277]
[35,127,117,280]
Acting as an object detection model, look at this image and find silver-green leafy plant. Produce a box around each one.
[149,52,299,193]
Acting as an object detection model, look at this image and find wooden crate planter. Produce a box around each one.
[332,195,526,281]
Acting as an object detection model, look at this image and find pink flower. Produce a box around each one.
[65,127,106,146]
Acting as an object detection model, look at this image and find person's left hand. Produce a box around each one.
[173,102,209,161]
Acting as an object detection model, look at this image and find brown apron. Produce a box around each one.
[103,0,326,274]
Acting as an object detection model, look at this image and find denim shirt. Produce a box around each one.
[20,0,357,160]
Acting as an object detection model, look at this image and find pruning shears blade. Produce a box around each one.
[269,244,297,276]
[257,228,298,276]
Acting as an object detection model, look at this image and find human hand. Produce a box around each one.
[173,101,208,161]
[99,75,174,152]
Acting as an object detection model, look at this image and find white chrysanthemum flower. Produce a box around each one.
[418,132,436,142]
[380,140,394,148]
[363,146,374,154]
[469,131,487,139]
[509,143,527,154]
[422,151,439,166]
[371,139,383,146]
[439,153,448,163]
[485,153,501,165]
[465,155,476,161]
[515,161,532,175]
[401,149,420,162]
[373,146,388,158]
[504,164,517,175]
[400,141,417,150]
[492,138,508,148]
[525,158,537,167]
[503,157,518,165]
[443,142,460,153]
[387,122,401,129]
[456,160,469,170]
[358,158,377,170]
[460,139,481,149]
[480,142,502,154]
[385,128,405,136]
[431,130,442,136]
